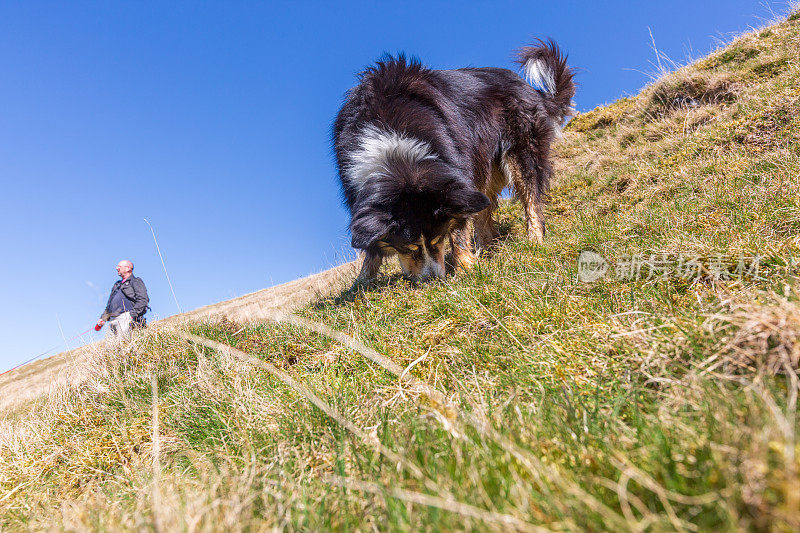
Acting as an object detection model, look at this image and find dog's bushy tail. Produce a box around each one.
[516,39,576,119]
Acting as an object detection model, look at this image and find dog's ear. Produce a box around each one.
[441,188,491,217]
[350,209,394,250]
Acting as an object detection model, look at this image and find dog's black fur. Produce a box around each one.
[334,39,575,280]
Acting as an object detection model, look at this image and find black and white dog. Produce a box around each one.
[334,40,575,281]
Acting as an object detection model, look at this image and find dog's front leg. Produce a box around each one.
[449,220,477,272]
[357,251,383,281]
[474,208,500,252]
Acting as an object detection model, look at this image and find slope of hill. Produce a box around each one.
[2,10,799,531]
[0,260,359,415]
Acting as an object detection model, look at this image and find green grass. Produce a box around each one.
[2,10,800,532]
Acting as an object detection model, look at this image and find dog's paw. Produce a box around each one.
[527,225,545,245]
[454,252,477,274]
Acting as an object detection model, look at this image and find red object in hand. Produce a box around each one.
[95,324,102,331]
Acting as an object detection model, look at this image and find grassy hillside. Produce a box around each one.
[2,10,799,531]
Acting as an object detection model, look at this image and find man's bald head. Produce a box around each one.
[116,260,134,279]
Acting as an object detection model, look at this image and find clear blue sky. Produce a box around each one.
[0,0,786,371]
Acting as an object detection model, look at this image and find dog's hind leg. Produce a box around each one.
[357,251,383,281]
[505,153,546,244]
[449,219,477,272]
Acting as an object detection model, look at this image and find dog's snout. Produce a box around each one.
[397,245,445,281]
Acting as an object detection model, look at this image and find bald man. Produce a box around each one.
[97,260,150,338]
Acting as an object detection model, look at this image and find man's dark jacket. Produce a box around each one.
[101,276,149,323]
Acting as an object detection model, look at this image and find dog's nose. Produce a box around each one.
[418,260,445,281]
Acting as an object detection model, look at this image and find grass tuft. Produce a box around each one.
[645,71,738,116]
